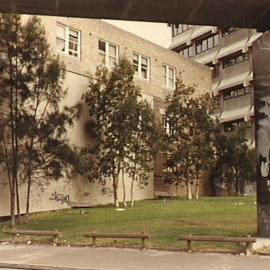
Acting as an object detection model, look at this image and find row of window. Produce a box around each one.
[223,52,249,68]
[178,33,220,57]
[196,34,220,54]
[205,51,249,80]
[56,23,176,89]
[173,25,238,39]
[223,86,251,100]
[172,24,192,37]
[223,120,252,132]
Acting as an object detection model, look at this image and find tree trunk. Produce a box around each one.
[195,172,200,200]
[9,66,17,227]
[235,169,240,196]
[15,175,21,224]
[187,181,193,200]
[130,163,137,208]
[10,186,16,228]
[3,136,15,227]
[26,142,34,215]
[14,28,21,224]
[121,166,127,208]
[26,177,31,215]
[112,166,120,208]
[112,176,119,207]
[130,179,135,207]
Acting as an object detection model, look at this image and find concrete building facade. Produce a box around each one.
[170,25,263,146]
[0,16,211,217]
[170,25,262,195]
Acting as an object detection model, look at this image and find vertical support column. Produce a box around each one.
[252,32,270,237]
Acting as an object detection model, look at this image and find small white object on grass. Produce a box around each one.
[116,208,126,211]
[234,202,244,206]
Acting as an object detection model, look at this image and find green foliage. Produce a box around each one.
[211,127,256,195]
[164,80,217,199]
[82,58,161,206]
[0,14,81,220]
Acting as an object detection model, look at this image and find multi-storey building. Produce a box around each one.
[170,25,262,146]
[0,16,211,217]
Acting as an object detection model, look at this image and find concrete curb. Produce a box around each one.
[0,262,105,270]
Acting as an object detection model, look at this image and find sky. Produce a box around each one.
[104,20,172,48]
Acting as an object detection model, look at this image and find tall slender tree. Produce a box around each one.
[0,14,81,225]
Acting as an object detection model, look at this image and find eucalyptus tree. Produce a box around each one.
[83,58,160,207]
[164,80,216,200]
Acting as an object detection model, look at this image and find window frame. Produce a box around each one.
[56,23,81,59]
[223,52,249,68]
[196,33,220,55]
[223,85,251,100]
[162,64,176,89]
[223,120,250,132]
[178,46,193,58]
[172,24,192,37]
[132,53,150,81]
[98,39,119,68]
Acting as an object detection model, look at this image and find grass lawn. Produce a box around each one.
[0,196,257,252]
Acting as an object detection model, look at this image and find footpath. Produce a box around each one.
[0,244,270,270]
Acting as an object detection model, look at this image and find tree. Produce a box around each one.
[163,80,216,200]
[211,126,256,196]
[126,100,162,207]
[0,14,81,226]
[82,58,160,207]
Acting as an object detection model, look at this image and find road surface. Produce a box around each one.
[0,244,270,270]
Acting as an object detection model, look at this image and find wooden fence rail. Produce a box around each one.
[85,232,150,249]
[178,235,256,255]
[5,229,62,244]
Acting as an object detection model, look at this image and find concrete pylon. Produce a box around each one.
[252,31,270,237]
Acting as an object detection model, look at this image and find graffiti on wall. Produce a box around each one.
[49,191,70,204]
[253,32,270,203]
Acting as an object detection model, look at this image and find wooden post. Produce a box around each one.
[245,235,252,256]
[53,230,58,245]
[53,235,58,245]
[141,238,146,250]
[92,236,96,247]
[187,234,192,252]
[12,234,16,244]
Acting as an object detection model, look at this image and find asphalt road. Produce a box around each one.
[0,244,270,270]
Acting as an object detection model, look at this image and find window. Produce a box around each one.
[223,86,251,100]
[196,34,219,54]
[133,53,150,80]
[224,120,249,132]
[56,24,80,58]
[98,40,118,68]
[162,65,176,89]
[172,24,192,37]
[162,115,177,136]
[223,52,249,68]
[178,46,193,58]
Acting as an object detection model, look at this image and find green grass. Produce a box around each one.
[0,196,257,252]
